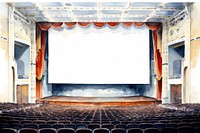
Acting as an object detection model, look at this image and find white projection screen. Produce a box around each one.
[48,24,149,84]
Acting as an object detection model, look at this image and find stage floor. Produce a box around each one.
[36,96,161,106]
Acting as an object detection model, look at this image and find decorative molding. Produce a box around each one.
[13,10,30,25]
[169,10,186,27]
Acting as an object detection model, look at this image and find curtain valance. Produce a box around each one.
[37,22,161,31]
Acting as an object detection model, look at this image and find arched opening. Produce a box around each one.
[183,67,188,103]
[11,67,16,102]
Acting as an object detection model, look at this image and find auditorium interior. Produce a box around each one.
[1,2,200,133]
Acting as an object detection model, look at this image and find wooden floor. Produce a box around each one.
[36,96,161,106]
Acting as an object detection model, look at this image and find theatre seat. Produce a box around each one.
[127,124,138,128]
[144,128,160,133]
[177,126,195,133]
[53,123,65,129]
[111,128,126,133]
[39,128,57,133]
[76,128,92,133]
[93,128,109,133]
[0,128,17,133]
[58,128,75,133]
[153,123,166,129]
[38,124,53,129]
[88,124,100,130]
[76,124,87,129]
[23,123,38,129]
[10,123,23,130]
[19,128,37,133]
[101,124,114,131]
[127,128,143,133]
[161,127,177,133]
[139,123,154,129]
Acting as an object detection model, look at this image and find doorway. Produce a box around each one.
[170,84,182,104]
[17,85,28,103]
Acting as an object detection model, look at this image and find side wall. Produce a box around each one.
[0,3,9,102]
[190,3,200,103]
[162,3,200,103]
[0,3,36,103]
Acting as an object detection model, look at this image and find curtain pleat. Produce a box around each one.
[38,22,51,31]
[51,22,63,28]
[134,22,144,27]
[78,22,91,27]
[146,22,161,31]
[93,22,105,28]
[36,31,46,80]
[157,30,162,54]
[121,22,133,28]
[36,79,42,99]
[64,22,77,28]
[36,27,41,53]
[107,22,120,28]
[152,30,162,100]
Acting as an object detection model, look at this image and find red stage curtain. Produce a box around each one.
[156,79,162,100]
[36,27,41,54]
[93,22,105,28]
[121,22,133,28]
[51,22,63,28]
[35,30,47,98]
[36,79,42,99]
[36,31,46,80]
[78,22,91,27]
[152,29,162,100]
[64,22,77,28]
[107,22,120,28]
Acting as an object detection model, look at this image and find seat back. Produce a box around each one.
[39,124,53,129]
[65,124,76,129]
[161,127,177,133]
[154,123,166,129]
[23,123,38,129]
[76,128,92,133]
[127,124,138,128]
[10,123,23,130]
[76,124,87,129]
[177,126,195,133]
[39,128,57,133]
[101,124,114,131]
[53,123,65,129]
[0,128,17,133]
[19,128,37,133]
[88,124,100,130]
[111,128,126,133]
[93,128,109,133]
[58,128,75,133]
[139,123,154,129]
[127,128,143,133]
[144,128,160,133]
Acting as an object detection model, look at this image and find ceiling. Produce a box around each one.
[10,2,188,22]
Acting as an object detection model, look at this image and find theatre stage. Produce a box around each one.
[36,96,161,106]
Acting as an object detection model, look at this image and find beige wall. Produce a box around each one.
[0,3,9,102]
[0,3,36,103]
[190,3,200,103]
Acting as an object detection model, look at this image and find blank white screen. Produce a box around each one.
[48,24,149,84]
